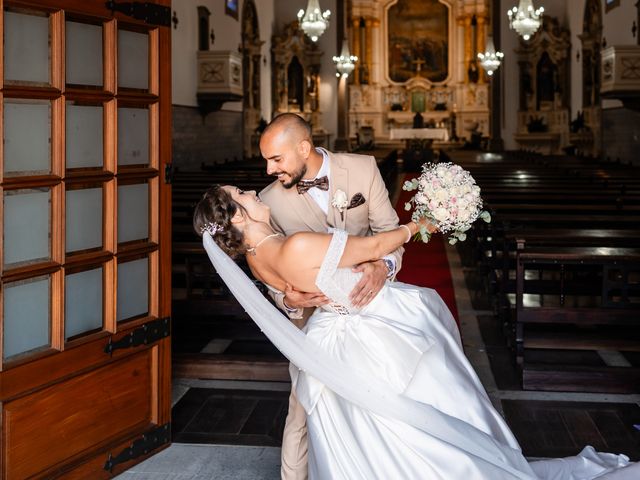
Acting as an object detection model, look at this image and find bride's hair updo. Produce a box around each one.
[193,185,248,258]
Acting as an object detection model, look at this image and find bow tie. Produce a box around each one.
[296,176,329,194]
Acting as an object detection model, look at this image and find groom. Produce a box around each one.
[258,113,404,479]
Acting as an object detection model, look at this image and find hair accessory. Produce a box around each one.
[201,222,224,236]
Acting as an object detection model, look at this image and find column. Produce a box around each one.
[335,0,350,151]
[476,14,486,83]
[364,17,373,85]
[464,16,472,83]
[351,18,361,86]
[489,0,503,151]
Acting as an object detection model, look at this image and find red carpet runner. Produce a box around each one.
[394,175,459,322]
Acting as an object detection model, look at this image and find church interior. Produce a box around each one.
[1,0,639,478]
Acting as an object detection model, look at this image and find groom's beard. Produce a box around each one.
[280,164,307,189]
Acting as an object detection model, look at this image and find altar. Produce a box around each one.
[346,0,490,145]
[389,128,449,142]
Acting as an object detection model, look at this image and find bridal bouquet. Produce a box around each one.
[403,162,491,244]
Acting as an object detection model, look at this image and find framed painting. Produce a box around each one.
[387,0,450,84]
[225,0,239,20]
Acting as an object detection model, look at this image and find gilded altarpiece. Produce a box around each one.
[271,22,324,132]
[348,0,491,144]
[513,18,571,154]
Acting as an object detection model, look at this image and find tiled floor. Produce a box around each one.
[119,241,640,478]
[172,388,288,446]
[502,400,640,460]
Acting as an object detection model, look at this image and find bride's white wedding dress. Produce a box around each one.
[202,230,638,480]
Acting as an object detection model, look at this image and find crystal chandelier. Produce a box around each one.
[507,0,544,41]
[477,37,504,76]
[297,0,331,42]
[333,40,358,78]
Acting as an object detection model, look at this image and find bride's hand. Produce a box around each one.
[415,218,438,234]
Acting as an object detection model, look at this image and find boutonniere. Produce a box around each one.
[331,189,349,221]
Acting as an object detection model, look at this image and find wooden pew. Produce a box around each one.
[514,249,640,393]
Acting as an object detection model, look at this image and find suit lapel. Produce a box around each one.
[284,186,327,232]
[328,152,348,230]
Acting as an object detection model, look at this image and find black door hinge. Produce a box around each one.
[104,423,170,472]
[104,317,170,355]
[105,1,171,27]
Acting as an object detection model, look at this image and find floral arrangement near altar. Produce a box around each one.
[403,162,491,244]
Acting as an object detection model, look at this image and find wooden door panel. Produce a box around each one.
[0,1,172,478]
[4,346,158,479]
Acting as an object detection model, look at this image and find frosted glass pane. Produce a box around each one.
[66,21,102,86]
[4,11,49,84]
[118,183,148,243]
[65,268,103,339]
[3,276,50,360]
[66,104,103,169]
[4,189,50,268]
[118,29,148,89]
[3,102,51,175]
[66,188,102,252]
[117,258,148,321]
[118,108,149,165]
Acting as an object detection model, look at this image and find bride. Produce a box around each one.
[193,184,637,480]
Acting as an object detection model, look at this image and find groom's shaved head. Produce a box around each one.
[262,113,312,146]
[260,113,322,189]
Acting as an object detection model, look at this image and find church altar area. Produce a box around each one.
[389,127,449,142]
[347,0,491,145]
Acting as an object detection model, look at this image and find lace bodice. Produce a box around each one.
[315,230,364,315]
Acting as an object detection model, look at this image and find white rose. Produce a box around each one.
[433,207,450,222]
[331,189,348,211]
[435,189,448,202]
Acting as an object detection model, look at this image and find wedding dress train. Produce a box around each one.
[203,230,638,480]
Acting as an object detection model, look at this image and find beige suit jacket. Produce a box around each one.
[260,149,403,279]
[260,150,403,480]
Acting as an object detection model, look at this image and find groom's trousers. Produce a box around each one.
[281,389,308,480]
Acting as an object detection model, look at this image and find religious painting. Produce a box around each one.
[387,0,449,83]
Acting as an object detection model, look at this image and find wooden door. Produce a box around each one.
[0,1,172,478]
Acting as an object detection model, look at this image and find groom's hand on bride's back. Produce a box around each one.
[350,260,387,308]
[283,283,330,309]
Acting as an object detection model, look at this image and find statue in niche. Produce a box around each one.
[288,56,304,111]
[536,52,558,109]
[467,60,479,84]
[306,70,318,111]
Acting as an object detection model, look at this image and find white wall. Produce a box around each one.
[172,0,240,107]
[172,0,338,136]
[259,0,275,121]
[172,0,273,116]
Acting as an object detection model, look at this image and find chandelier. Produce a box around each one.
[477,37,504,76]
[333,40,358,78]
[297,0,331,42]
[507,0,544,41]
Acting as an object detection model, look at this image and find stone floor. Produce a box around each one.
[116,242,640,479]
